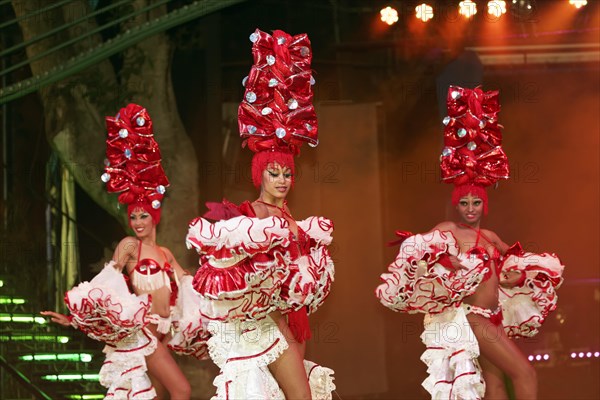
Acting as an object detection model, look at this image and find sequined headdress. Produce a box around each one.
[238,29,319,187]
[439,86,510,213]
[101,104,170,224]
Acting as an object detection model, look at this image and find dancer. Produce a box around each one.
[186,29,335,399]
[376,86,564,399]
[42,104,208,399]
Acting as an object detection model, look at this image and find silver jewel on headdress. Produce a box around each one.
[124,149,132,159]
[305,123,313,131]
[275,128,286,138]
[443,116,452,126]
[249,32,259,43]
[261,107,273,115]
[118,128,128,138]
[277,36,286,45]
[242,76,248,87]
[457,128,467,138]
[450,90,461,100]
[287,99,299,110]
[247,125,257,134]
[156,185,166,195]
[268,78,278,87]
[136,117,145,126]
[309,139,319,148]
[467,141,477,151]
[266,55,275,65]
[245,91,257,103]
[101,173,110,183]
[151,200,161,209]
[442,147,453,157]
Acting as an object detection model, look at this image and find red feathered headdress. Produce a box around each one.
[439,86,510,213]
[101,104,170,224]
[238,29,319,187]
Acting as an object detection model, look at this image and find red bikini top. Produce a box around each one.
[133,241,172,275]
[461,225,502,279]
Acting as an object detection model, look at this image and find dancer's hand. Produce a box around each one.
[40,311,71,327]
[500,270,525,288]
[448,255,465,270]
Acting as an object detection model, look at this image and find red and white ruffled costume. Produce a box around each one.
[187,201,336,399]
[376,230,564,399]
[65,262,210,399]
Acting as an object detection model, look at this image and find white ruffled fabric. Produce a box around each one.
[187,215,335,320]
[207,317,335,400]
[66,263,156,399]
[499,251,564,337]
[101,329,157,399]
[376,230,488,314]
[168,275,211,360]
[421,308,485,400]
[286,217,335,314]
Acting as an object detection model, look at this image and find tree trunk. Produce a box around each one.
[12,0,199,262]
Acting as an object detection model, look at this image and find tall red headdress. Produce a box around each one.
[101,104,170,224]
[238,29,319,187]
[439,86,510,213]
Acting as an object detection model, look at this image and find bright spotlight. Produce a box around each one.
[415,3,434,22]
[543,354,550,360]
[459,0,478,18]
[528,355,534,361]
[380,6,399,25]
[569,0,587,8]
[488,1,507,17]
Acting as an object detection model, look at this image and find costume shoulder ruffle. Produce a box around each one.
[376,230,489,314]
[187,214,334,321]
[499,243,564,337]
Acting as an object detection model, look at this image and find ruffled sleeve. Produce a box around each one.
[65,262,157,399]
[187,215,292,321]
[284,216,335,314]
[376,230,489,314]
[65,261,151,344]
[188,213,336,322]
[499,243,565,337]
[168,275,211,360]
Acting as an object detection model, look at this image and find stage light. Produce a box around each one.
[459,0,477,18]
[0,296,26,304]
[511,0,533,11]
[42,373,99,382]
[595,352,600,357]
[528,355,534,361]
[0,334,69,343]
[569,0,587,9]
[19,353,93,362]
[571,352,577,358]
[0,313,46,324]
[415,3,434,22]
[380,6,399,25]
[543,354,550,360]
[488,1,507,17]
[578,352,585,358]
